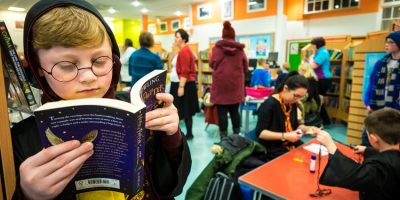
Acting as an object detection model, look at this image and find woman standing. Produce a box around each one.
[310,37,332,95]
[170,29,199,140]
[210,21,248,138]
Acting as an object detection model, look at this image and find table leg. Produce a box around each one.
[245,102,250,133]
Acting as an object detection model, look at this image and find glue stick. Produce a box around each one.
[310,154,316,173]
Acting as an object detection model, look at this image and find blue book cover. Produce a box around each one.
[34,70,166,197]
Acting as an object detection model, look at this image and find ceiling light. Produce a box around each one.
[131,1,141,7]
[141,8,148,13]
[8,7,25,12]
[175,11,182,16]
[334,4,339,9]
[108,7,116,14]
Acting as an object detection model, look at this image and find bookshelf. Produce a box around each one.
[324,35,352,123]
[198,42,215,97]
[151,41,170,72]
[0,48,16,199]
[346,31,388,145]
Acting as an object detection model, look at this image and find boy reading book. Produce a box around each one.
[11,0,191,199]
[316,108,400,200]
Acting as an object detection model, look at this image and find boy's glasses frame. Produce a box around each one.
[40,56,114,82]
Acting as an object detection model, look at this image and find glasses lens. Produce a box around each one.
[91,56,113,76]
[52,61,78,82]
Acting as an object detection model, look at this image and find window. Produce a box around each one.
[382,1,400,30]
[304,0,359,14]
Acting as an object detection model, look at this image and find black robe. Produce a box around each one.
[319,148,400,200]
[11,116,191,200]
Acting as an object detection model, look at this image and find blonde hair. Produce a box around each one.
[298,63,318,80]
[258,58,266,66]
[282,62,290,71]
[32,6,109,50]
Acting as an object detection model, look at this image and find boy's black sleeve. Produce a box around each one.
[319,150,386,192]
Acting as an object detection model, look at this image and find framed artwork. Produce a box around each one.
[247,0,266,13]
[197,3,212,20]
[15,20,24,29]
[159,22,167,32]
[183,17,191,30]
[221,0,234,20]
[148,24,156,34]
[171,20,180,31]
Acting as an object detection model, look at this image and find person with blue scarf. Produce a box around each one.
[362,30,400,145]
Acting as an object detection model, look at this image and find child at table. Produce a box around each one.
[316,108,400,200]
[11,0,191,199]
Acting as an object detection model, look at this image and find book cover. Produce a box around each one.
[34,70,166,197]
[0,21,36,109]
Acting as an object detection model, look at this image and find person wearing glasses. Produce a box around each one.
[255,72,320,161]
[362,30,400,146]
[11,0,191,199]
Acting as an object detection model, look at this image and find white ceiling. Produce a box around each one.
[0,0,202,20]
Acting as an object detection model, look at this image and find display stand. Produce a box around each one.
[0,47,16,200]
[346,30,388,145]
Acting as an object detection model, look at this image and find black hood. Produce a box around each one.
[24,0,121,103]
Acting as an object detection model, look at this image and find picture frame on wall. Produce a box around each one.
[148,24,156,34]
[247,0,267,13]
[159,22,167,32]
[171,20,180,31]
[197,3,212,20]
[183,17,191,30]
[221,0,234,20]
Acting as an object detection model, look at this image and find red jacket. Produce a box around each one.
[176,45,197,81]
[210,39,248,105]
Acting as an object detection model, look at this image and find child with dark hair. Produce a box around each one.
[317,108,400,200]
[255,73,320,161]
[120,38,135,84]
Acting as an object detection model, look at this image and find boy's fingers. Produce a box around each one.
[25,140,81,167]
[156,93,173,103]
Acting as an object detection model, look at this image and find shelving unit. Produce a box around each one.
[198,42,215,97]
[0,48,16,199]
[324,35,352,123]
[151,41,170,72]
[346,31,388,145]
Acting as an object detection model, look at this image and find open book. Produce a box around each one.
[34,70,166,197]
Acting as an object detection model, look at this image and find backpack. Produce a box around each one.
[204,172,239,200]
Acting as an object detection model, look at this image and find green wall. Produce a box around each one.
[113,19,142,48]
[287,41,310,71]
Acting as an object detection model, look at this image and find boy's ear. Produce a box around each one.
[368,132,380,147]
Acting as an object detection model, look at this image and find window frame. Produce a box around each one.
[304,0,360,14]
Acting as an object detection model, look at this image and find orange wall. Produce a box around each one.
[192,0,278,25]
[148,16,187,35]
[285,0,379,21]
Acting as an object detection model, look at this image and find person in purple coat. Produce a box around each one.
[210,21,248,138]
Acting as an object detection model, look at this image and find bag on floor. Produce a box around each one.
[204,172,240,200]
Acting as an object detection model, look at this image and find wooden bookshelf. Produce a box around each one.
[324,35,352,123]
[0,48,16,199]
[346,30,388,145]
[198,42,215,97]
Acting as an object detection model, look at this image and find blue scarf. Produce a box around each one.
[370,55,400,110]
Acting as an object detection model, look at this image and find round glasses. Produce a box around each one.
[40,56,114,82]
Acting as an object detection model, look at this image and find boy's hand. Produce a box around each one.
[19,140,93,200]
[316,130,337,154]
[146,93,179,135]
[304,126,320,136]
[353,145,367,154]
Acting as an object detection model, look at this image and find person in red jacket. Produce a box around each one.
[170,29,199,140]
[210,21,248,138]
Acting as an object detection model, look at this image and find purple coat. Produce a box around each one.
[210,39,248,105]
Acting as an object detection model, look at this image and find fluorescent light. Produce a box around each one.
[131,1,141,7]
[8,7,25,12]
[141,8,148,13]
[175,11,182,16]
[108,7,116,14]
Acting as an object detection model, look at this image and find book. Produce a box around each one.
[34,70,167,197]
[0,21,36,112]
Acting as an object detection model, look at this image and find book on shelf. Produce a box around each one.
[199,50,209,60]
[330,64,341,77]
[329,49,342,61]
[326,96,339,108]
[201,74,212,85]
[0,20,37,113]
[345,83,352,98]
[201,63,211,72]
[34,70,166,197]
[346,65,354,79]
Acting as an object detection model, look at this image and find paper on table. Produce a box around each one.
[303,143,329,156]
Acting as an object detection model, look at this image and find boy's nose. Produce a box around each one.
[78,67,97,82]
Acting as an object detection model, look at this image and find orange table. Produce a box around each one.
[239,139,360,200]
